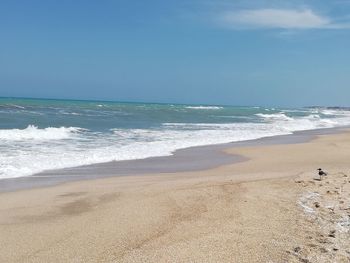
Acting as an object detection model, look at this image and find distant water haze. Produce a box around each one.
[1,97,350,179]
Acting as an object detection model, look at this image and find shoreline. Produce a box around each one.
[1,128,350,262]
[0,126,348,193]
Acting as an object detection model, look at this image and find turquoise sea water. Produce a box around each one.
[1,97,350,179]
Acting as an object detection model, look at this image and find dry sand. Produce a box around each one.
[1,131,350,262]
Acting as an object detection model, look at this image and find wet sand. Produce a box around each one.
[0,127,345,193]
[0,129,350,262]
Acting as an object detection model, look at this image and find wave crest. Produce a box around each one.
[0,125,83,141]
[185,106,223,110]
[255,113,294,121]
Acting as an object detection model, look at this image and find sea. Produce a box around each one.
[1,97,350,180]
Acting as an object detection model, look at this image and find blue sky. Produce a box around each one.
[1,0,350,107]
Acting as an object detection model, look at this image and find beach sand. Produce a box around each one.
[1,131,350,262]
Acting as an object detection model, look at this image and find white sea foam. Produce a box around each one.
[0,125,83,141]
[185,106,223,110]
[2,108,350,179]
[298,192,320,214]
[255,113,294,121]
[59,110,83,116]
[321,109,350,116]
[0,123,284,179]
[8,104,26,109]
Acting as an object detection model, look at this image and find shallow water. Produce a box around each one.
[1,97,350,179]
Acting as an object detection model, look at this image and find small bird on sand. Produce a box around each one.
[318,168,327,180]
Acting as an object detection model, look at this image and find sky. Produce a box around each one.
[1,0,350,107]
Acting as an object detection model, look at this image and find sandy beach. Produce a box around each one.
[1,131,350,262]
[3,0,350,262]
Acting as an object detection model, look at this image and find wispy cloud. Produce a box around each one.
[219,8,350,30]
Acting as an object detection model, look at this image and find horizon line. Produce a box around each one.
[0,96,347,109]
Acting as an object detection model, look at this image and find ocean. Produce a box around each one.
[1,97,350,180]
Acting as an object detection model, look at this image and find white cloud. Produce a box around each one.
[219,8,349,29]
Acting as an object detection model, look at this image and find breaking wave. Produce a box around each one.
[2,102,350,180]
[185,106,223,110]
[0,125,83,141]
